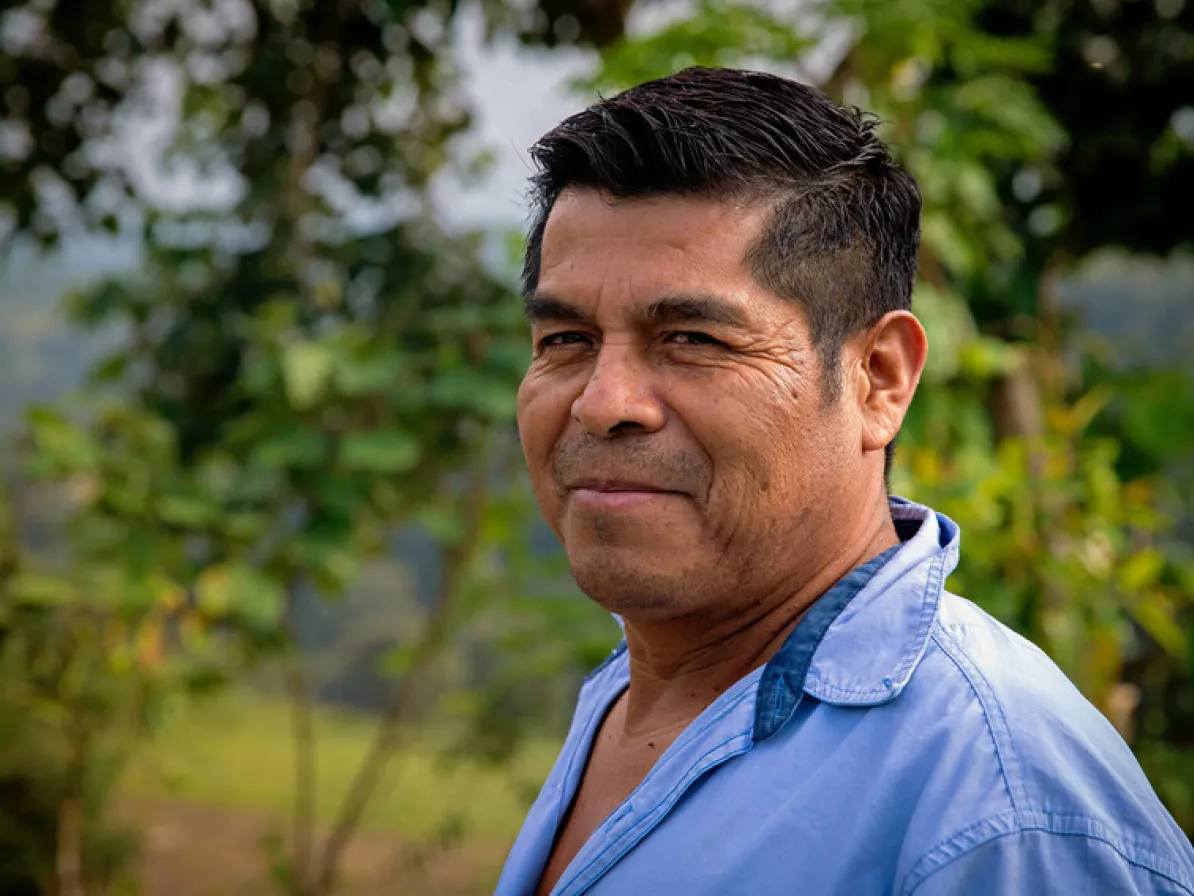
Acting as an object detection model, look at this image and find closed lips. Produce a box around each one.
[569,478,682,494]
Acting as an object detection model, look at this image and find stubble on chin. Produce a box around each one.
[568,546,704,619]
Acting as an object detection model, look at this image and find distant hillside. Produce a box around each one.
[1058,251,1194,370]
[0,238,135,428]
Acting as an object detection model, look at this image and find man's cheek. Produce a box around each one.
[535,488,566,542]
[525,447,560,514]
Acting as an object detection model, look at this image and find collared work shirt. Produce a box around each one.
[495,498,1194,895]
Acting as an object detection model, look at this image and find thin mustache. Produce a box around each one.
[551,439,707,497]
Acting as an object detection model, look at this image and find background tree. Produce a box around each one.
[1,0,535,893]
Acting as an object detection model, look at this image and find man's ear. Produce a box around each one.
[853,311,928,454]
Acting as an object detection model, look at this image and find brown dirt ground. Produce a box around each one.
[116,799,507,896]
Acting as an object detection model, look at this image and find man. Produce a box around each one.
[494,67,1194,895]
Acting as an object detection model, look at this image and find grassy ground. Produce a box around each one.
[117,690,558,894]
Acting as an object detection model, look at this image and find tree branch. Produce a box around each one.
[310,460,491,896]
[54,692,89,896]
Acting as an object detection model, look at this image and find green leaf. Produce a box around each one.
[333,351,406,396]
[195,567,231,617]
[958,338,1022,380]
[412,502,466,544]
[313,474,367,519]
[284,527,362,592]
[25,407,101,473]
[223,511,268,540]
[227,565,286,629]
[156,492,217,527]
[242,353,279,397]
[1119,549,1165,593]
[339,429,421,473]
[912,284,978,382]
[251,427,328,470]
[1131,592,1187,658]
[429,369,517,419]
[378,642,419,678]
[921,211,975,277]
[282,342,334,410]
[196,563,285,629]
[8,573,77,607]
[310,547,361,593]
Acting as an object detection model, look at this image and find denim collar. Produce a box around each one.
[752,543,901,740]
[754,497,959,740]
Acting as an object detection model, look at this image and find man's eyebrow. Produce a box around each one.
[642,294,749,328]
[523,295,591,323]
[523,293,750,328]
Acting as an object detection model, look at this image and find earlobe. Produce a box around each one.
[858,312,927,453]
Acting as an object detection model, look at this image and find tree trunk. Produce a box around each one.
[284,584,317,896]
[54,729,87,896]
[989,367,1045,442]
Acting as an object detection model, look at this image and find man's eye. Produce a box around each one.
[667,331,722,346]
[539,331,592,350]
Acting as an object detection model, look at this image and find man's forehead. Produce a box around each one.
[540,189,765,265]
[536,191,768,312]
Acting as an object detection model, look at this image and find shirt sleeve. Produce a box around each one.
[907,829,1194,896]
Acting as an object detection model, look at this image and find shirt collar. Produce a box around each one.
[753,496,960,741]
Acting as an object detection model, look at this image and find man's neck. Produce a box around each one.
[616,507,900,741]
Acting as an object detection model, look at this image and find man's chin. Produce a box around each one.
[567,550,701,621]
[560,501,694,547]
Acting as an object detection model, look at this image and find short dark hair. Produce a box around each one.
[522,66,921,475]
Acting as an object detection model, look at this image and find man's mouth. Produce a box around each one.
[567,478,685,509]
[569,477,678,494]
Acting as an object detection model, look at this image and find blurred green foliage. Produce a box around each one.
[0,1,535,892]
[0,0,1191,893]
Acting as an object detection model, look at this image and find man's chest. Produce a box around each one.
[535,702,677,895]
[506,689,968,896]
[540,743,924,896]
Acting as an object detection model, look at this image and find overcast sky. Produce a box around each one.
[432,4,596,230]
[433,0,843,229]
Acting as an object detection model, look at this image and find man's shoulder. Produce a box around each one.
[925,590,1152,811]
[927,589,1096,735]
[903,590,1194,886]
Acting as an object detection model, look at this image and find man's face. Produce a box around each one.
[517,190,874,622]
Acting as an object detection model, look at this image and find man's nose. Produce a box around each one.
[571,344,667,438]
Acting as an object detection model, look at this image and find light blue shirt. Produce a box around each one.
[495,498,1194,895]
